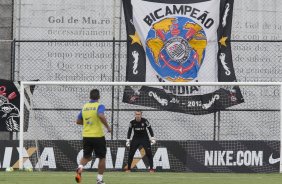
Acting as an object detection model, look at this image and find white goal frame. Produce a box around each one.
[18,81,282,172]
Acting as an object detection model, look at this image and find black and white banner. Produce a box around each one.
[0,79,20,132]
[0,140,279,173]
[0,79,36,132]
[122,0,244,114]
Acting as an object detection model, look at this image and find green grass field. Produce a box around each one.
[1,171,282,184]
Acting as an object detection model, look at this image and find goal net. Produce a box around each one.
[17,81,282,173]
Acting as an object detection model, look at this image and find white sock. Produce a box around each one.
[97,174,103,181]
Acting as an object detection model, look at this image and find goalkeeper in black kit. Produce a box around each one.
[125,110,156,172]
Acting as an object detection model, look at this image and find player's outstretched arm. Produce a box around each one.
[76,119,83,125]
[145,119,154,137]
[98,113,111,133]
[150,137,156,145]
[126,122,133,147]
[145,119,156,145]
[126,139,130,147]
[76,111,83,125]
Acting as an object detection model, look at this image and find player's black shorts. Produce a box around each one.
[83,137,106,159]
[131,137,151,149]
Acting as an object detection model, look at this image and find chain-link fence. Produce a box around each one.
[14,40,281,141]
[19,83,280,142]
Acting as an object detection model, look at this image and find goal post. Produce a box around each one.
[18,81,282,173]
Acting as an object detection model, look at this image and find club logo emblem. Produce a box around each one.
[146,17,207,82]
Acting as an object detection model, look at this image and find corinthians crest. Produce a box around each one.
[146,17,207,82]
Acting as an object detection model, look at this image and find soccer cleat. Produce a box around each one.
[75,168,82,183]
[75,172,81,183]
[149,169,155,173]
[125,169,131,173]
[97,180,106,184]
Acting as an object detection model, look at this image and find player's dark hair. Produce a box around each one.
[90,89,100,100]
[135,110,142,114]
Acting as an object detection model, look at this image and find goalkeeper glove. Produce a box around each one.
[150,137,156,145]
[126,139,130,147]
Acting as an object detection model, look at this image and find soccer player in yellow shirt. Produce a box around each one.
[75,89,111,184]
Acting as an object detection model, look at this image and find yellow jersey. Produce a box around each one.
[81,102,104,137]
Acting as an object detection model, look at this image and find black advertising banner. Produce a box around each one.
[0,79,20,132]
[183,141,280,173]
[0,140,279,173]
[122,0,244,114]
